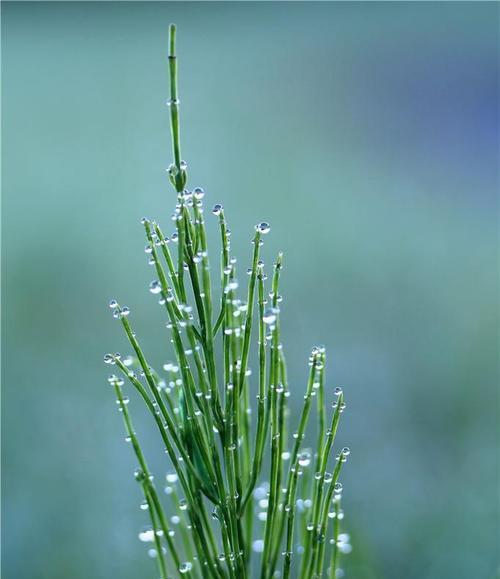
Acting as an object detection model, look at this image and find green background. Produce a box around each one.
[2,2,498,578]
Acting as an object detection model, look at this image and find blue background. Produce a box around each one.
[2,2,498,578]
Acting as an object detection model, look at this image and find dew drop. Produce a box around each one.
[193,187,205,200]
[122,355,133,367]
[138,528,155,542]
[263,308,278,325]
[179,562,192,574]
[298,450,311,468]
[255,222,271,234]
[149,280,162,294]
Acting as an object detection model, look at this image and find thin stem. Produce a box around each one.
[144,489,170,579]
[282,462,299,579]
[168,24,185,192]
[301,391,344,575]
[111,378,182,574]
[238,230,261,395]
[328,499,342,579]
[260,254,283,579]
[241,269,268,512]
[312,457,344,577]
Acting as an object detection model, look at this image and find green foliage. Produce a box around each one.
[105,25,350,579]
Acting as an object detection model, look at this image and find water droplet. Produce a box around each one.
[212,204,223,216]
[253,485,268,500]
[193,187,205,200]
[255,222,271,234]
[149,280,162,294]
[134,469,146,482]
[298,450,311,467]
[263,308,278,325]
[138,528,155,542]
[122,355,133,367]
[252,539,264,553]
[109,299,118,309]
[179,562,192,574]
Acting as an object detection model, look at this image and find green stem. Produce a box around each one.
[168,24,185,192]
[112,379,182,575]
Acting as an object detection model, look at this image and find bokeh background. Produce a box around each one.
[2,2,498,578]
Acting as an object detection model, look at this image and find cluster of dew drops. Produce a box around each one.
[104,185,351,574]
[137,472,194,572]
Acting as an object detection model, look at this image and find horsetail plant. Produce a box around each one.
[105,25,351,579]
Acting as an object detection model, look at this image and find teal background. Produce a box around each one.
[2,2,498,578]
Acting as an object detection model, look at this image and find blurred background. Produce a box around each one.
[2,2,498,578]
